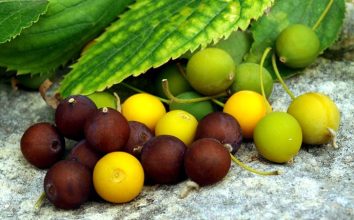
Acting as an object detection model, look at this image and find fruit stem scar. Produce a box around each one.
[230,153,280,176]
[272,53,296,100]
[68,97,76,104]
[102,107,108,113]
[179,180,200,199]
[328,127,338,149]
[312,0,334,30]
[34,191,46,210]
[120,82,170,104]
[162,79,227,104]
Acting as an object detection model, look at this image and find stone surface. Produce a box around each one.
[1,3,354,220]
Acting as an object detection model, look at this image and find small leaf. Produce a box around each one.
[0,0,133,74]
[59,0,273,97]
[246,0,346,77]
[0,0,49,44]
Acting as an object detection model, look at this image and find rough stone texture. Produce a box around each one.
[1,3,354,220]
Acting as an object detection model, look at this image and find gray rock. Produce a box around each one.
[1,3,354,220]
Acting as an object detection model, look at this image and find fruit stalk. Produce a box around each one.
[162,79,227,104]
[271,54,296,100]
[230,154,280,176]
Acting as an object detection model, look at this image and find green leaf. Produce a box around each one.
[0,0,133,74]
[246,0,346,77]
[59,0,273,97]
[0,0,49,44]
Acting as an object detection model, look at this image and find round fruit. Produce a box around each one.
[169,91,214,121]
[122,93,166,131]
[84,107,130,153]
[230,63,274,98]
[276,24,320,68]
[67,140,102,170]
[195,112,242,154]
[141,135,187,184]
[44,160,92,209]
[93,152,144,203]
[184,138,231,186]
[55,95,97,140]
[154,63,191,98]
[186,48,235,95]
[123,121,154,158]
[287,92,340,145]
[155,110,198,145]
[253,112,302,163]
[223,90,270,139]
[87,91,117,109]
[21,122,65,169]
[16,72,54,90]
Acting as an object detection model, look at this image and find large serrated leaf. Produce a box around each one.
[246,0,346,77]
[59,0,273,97]
[0,0,49,44]
[0,0,133,74]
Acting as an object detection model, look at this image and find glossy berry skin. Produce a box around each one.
[141,135,187,184]
[84,107,130,153]
[55,95,97,140]
[276,24,320,68]
[184,138,231,186]
[287,92,340,145]
[230,63,273,98]
[21,122,65,169]
[195,112,242,154]
[253,112,302,163]
[123,121,154,158]
[67,140,102,170]
[44,160,92,209]
[186,48,235,95]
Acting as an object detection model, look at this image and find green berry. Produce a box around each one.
[186,48,235,95]
[87,92,117,110]
[154,63,191,98]
[276,24,320,68]
[230,63,273,98]
[253,112,302,163]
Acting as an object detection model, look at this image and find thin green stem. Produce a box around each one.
[230,154,280,176]
[271,54,296,101]
[34,191,46,210]
[211,98,225,108]
[176,62,187,78]
[162,79,227,104]
[260,47,272,99]
[312,0,334,30]
[120,82,170,104]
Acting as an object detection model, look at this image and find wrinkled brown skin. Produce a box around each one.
[67,140,102,170]
[44,160,92,210]
[184,138,231,186]
[55,95,97,141]
[20,122,65,169]
[123,121,154,158]
[195,112,242,154]
[141,135,187,184]
[84,107,130,153]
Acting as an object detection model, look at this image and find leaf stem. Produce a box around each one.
[162,79,227,104]
[312,0,334,30]
[230,154,280,176]
[271,54,296,101]
[120,82,170,104]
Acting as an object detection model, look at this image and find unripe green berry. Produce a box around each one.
[276,24,320,68]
